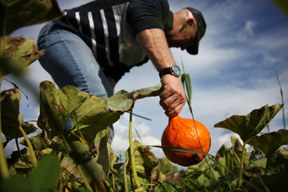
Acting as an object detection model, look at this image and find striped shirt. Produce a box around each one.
[55,0,173,81]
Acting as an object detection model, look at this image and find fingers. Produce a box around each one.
[160,93,186,117]
[162,101,186,118]
[159,75,186,117]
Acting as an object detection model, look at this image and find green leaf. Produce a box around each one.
[0,36,45,79]
[1,88,20,139]
[1,88,37,141]
[138,144,159,173]
[214,104,283,142]
[130,84,162,100]
[249,129,288,156]
[181,73,192,104]
[1,88,37,140]
[106,90,133,112]
[0,0,62,35]
[215,145,238,177]
[230,136,250,166]
[213,136,250,175]
[151,158,178,183]
[108,142,120,175]
[37,81,73,132]
[1,155,60,192]
[125,141,151,177]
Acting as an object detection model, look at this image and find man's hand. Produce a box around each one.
[160,75,186,117]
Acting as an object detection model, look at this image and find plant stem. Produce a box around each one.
[104,180,114,192]
[62,136,93,192]
[0,89,10,179]
[78,167,93,192]
[129,108,141,189]
[265,156,271,175]
[123,160,129,192]
[111,172,115,190]
[237,143,246,188]
[19,125,38,167]
[275,71,286,130]
[57,151,62,161]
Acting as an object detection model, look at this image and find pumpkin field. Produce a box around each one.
[1,0,288,191]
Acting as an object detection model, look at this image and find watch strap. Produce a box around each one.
[159,67,172,77]
[159,65,181,78]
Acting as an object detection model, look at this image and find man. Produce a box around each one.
[37,0,206,139]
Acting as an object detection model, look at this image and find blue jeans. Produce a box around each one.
[37,22,114,141]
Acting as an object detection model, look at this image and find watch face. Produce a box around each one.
[171,65,181,77]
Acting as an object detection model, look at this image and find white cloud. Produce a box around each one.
[213,132,241,152]
[235,20,256,42]
[244,20,256,35]
[172,45,244,79]
[111,113,164,158]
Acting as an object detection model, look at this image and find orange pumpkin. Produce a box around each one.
[161,115,211,166]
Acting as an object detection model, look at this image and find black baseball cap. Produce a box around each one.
[186,7,207,55]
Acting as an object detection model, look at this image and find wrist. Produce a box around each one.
[159,64,181,78]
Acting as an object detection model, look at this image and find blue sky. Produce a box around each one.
[3,0,288,166]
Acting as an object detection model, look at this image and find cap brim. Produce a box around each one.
[187,33,200,55]
[186,42,199,55]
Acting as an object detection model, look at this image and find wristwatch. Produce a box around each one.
[159,65,181,78]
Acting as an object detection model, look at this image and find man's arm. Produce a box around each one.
[136,28,186,117]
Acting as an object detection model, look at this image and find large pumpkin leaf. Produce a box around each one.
[38,81,162,141]
[38,81,121,141]
[0,0,62,35]
[249,129,288,156]
[37,81,73,133]
[0,36,44,79]
[214,104,283,143]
